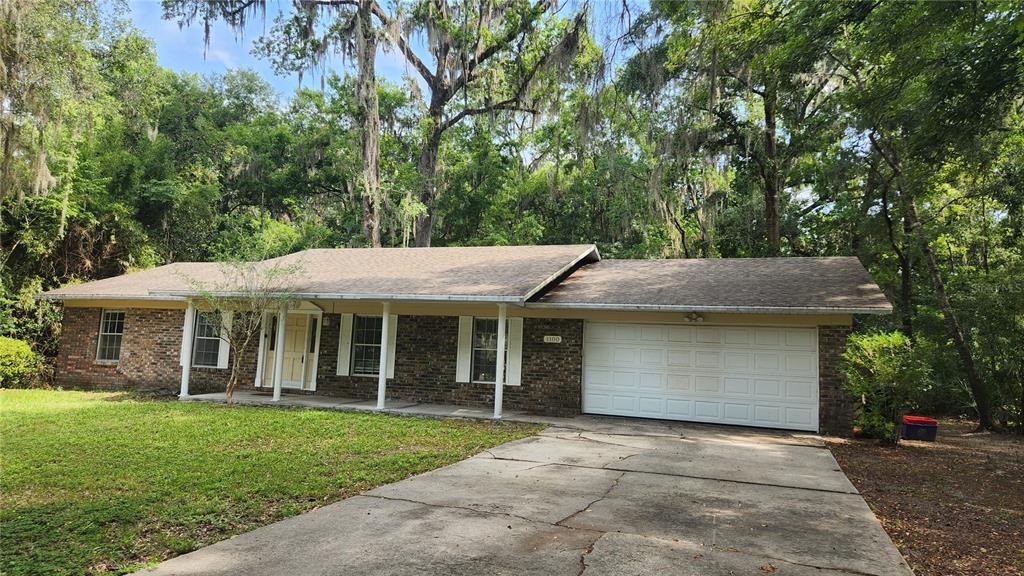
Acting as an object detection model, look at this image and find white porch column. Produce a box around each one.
[272,303,288,401]
[376,301,391,410]
[179,301,196,398]
[493,303,507,419]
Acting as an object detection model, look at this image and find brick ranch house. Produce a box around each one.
[40,245,891,435]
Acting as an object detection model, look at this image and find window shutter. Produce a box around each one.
[216,311,233,369]
[255,312,268,386]
[336,313,354,376]
[386,315,398,378]
[180,306,195,367]
[456,316,473,383]
[506,318,524,386]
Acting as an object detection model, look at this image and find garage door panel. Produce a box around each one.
[611,395,637,412]
[755,328,782,346]
[696,327,722,344]
[612,346,637,365]
[584,322,819,432]
[585,367,612,386]
[724,327,751,345]
[723,377,751,395]
[784,354,816,376]
[785,329,815,349]
[785,379,816,400]
[640,325,667,341]
[695,350,721,369]
[667,349,692,367]
[754,405,782,426]
[668,326,693,342]
[723,403,751,422]
[785,406,814,427]
[639,372,664,390]
[588,323,617,341]
[586,343,612,364]
[694,401,721,418]
[640,348,665,366]
[614,325,641,340]
[666,373,691,392]
[754,353,781,372]
[585,392,612,411]
[638,396,665,415]
[754,378,782,397]
[694,375,721,393]
[666,399,692,417]
[612,371,638,387]
[723,351,750,370]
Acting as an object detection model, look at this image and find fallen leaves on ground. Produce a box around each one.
[827,420,1024,576]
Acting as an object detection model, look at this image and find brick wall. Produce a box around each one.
[54,307,259,395]
[55,307,183,391]
[818,325,854,436]
[55,307,847,432]
[316,314,584,416]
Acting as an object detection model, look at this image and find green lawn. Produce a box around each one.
[0,389,540,575]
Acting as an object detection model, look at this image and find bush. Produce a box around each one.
[841,331,931,443]
[0,337,45,388]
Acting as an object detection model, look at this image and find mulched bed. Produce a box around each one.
[826,420,1024,576]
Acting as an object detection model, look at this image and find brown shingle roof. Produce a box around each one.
[40,245,599,303]
[39,262,226,301]
[535,257,891,314]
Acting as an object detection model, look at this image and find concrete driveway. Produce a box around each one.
[137,417,912,576]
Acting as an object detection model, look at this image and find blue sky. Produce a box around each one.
[124,1,414,97]
[122,0,639,99]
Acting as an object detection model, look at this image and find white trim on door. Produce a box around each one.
[257,304,323,392]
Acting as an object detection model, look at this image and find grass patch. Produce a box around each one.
[0,389,540,575]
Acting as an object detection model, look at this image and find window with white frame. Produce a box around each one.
[351,315,382,376]
[96,310,125,362]
[192,311,223,368]
[471,318,508,383]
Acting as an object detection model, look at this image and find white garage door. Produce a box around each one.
[583,322,819,431]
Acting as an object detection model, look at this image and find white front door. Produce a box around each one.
[583,322,819,431]
[282,314,308,387]
[262,311,320,390]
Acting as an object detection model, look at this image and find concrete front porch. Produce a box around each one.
[182,390,560,425]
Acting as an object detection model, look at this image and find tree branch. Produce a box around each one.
[369,0,436,85]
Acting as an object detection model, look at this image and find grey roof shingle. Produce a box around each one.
[534,257,891,314]
[40,245,599,303]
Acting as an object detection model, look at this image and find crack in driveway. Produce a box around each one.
[555,471,627,527]
[482,452,858,495]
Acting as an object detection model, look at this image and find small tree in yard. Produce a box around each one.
[184,260,304,403]
[841,331,931,444]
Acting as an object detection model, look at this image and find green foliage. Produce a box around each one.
[0,338,45,388]
[841,332,932,443]
[0,389,540,575]
[2,0,1023,431]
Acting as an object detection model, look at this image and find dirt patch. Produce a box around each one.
[827,420,1024,576]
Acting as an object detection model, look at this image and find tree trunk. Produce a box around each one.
[413,115,442,247]
[762,84,781,256]
[904,197,994,429]
[899,211,914,339]
[357,0,382,247]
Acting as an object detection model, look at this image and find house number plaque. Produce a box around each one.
[543,335,562,343]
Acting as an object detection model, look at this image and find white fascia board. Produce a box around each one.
[151,290,527,304]
[525,302,893,315]
[36,293,188,302]
[521,245,601,302]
